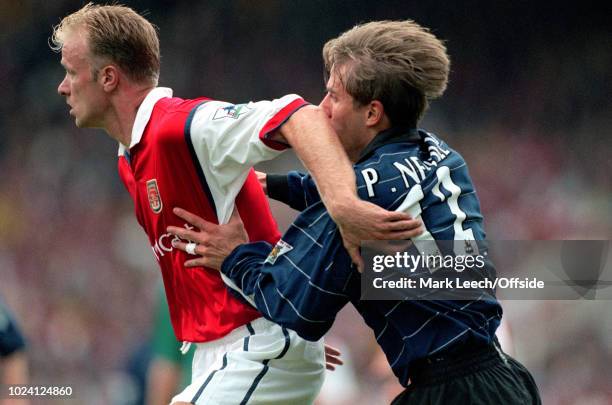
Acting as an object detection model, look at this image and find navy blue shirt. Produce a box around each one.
[221,127,502,387]
[0,298,26,357]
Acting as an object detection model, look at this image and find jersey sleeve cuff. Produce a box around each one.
[259,97,310,151]
[267,173,291,204]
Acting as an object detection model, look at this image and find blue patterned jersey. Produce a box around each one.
[220,127,502,387]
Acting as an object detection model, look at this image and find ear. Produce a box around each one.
[365,100,385,127]
[99,65,119,92]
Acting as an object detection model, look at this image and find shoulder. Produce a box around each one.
[155,97,215,118]
[353,129,469,207]
[146,97,215,134]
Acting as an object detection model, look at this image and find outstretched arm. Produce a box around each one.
[191,97,419,269]
[258,171,318,211]
[167,207,355,341]
[275,106,418,270]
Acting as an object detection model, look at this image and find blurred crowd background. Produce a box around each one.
[0,1,610,404]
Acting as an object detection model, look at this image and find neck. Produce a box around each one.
[104,85,154,147]
[349,124,390,163]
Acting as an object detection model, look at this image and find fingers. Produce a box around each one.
[171,240,202,255]
[326,360,342,371]
[368,218,423,240]
[383,210,413,222]
[255,171,268,195]
[378,226,424,241]
[345,243,365,273]
[170,240,221,270]
[172,207,214,231]
[167,226,206,244]
[325,344,343,371]
[184,258,213,268]
[360,202,412,222]
[324,345,341,357]
[383,218,421,232]
[325,355,343,366]
[325,356,342,371]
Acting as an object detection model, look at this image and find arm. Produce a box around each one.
[167,206,355,341]
[222,240,345,369]
[272,105,355,216]
[188,95,309,224]
[220,240,353,341]
[263,171,320,211]
[190,97,418,269]
[273,106,418,269]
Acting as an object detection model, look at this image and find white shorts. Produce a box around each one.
[171,317,325,405]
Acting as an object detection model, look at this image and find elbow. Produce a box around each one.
[279,105,328,143]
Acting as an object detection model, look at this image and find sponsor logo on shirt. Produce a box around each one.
[146,179,163,214]
[150,223,195,262]
[212,103,252,120]
[265,239,294,265]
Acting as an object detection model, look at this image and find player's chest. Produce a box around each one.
[120,143,195,223]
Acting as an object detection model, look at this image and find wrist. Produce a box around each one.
[326,193,359,220]
[267,173,290,202]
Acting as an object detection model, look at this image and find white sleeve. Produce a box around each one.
[188,94,308,223]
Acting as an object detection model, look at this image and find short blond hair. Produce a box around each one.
[51,2,160,85]
[323,20,450,127]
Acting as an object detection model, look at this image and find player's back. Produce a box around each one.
[352,129,500,384]
[356,129,485,241]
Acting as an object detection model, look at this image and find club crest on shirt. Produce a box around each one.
[146,179,163,214]
[212,103,252,120]
[265,239,294,265]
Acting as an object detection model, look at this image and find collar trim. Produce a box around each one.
[118,87,173,156]
[356,127,420,164]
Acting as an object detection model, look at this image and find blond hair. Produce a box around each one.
[323,20,450,127]
[51,2,160,85]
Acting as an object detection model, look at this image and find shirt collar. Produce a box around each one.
[118,87,173,156]
[356,126,421,164]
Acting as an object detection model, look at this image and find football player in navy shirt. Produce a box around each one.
[169,20,541,404]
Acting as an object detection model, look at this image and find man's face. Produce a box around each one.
[57,28,108,128]
[319,65,370,161]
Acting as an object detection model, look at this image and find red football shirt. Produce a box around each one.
[117,88,307,342]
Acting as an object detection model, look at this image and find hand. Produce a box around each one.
[255,171,267,195]
[167,207,248,270]
[330,198,423,272]
[324,344,343,371]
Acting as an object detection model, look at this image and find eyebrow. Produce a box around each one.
[60,61,74,72]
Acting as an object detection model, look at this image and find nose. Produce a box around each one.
[319,94,332,118]
[57,75,69,96]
